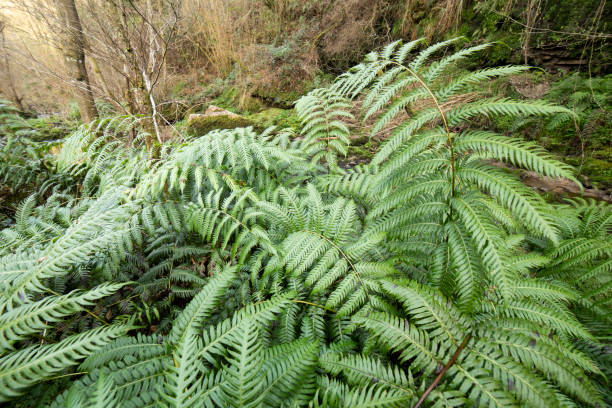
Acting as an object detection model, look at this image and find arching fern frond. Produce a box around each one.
[0,324,129,401]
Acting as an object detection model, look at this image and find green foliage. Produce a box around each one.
[1,41,610,408]
[498,73,612,187]
[295,88,353,170]
[0,103,114,229]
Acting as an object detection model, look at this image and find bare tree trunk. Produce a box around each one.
[143,71,163,144]
[123,70,138,115]
[57,0,98,122]
[143,0,162,144]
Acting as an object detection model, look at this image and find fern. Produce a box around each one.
[0,41,609,407]
[0,324,129,401]
[0,282,126,351]
[295,88,353,171]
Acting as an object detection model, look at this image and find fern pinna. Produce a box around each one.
[0,39,610,408]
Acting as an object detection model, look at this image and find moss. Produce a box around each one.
[350,130,372,146]
[253,89,301,109]
[248,108,301,131]
[347,146,371,160]
[565,157,612,188]
[449,0,609,68]
[173,119,188,135]
[253,72,335,109]
[212,88,263,114]
[248,108,286,127]
[186,114,255,136]
[347,141,376,160]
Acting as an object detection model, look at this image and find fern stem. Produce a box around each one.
[389,61,456,197]
[46,288,110,325]
[414,332,471,408]
[291,299,337,313]
[303,229,372,306]
[45,371,88,381]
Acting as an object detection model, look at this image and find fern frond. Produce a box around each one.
[320,352,413,396]
[455,131,577,181]
[451,196,511,300]
[457,163,560,242]
[219,320,264,408]
[0,282,125,351]
[261,339,319,406]
[168,265,237,344]
[0,324,129,401]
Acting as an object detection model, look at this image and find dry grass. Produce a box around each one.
[396,0,466,41]
[0,5,73,113]
[435,0,466,35]
[183,0,241,76]
[318,0,385,68]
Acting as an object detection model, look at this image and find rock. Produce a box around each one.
[509,75,550,99]
[186,105,254,135]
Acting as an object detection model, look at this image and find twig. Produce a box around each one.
[414,332,472,408]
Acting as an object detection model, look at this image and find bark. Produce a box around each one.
[114,2,140,114]
[89,55,121,112]
[143,0,163,144]
[57,0,98,122]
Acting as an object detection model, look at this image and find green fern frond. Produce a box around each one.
[168,265,237,344]
[219,320,264,408]
[454,131,577,181]
[0,324,129,401]
[0,282,125,351]
[320,352,413,395]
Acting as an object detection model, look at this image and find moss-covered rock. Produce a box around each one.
[186,105,255,136]
[248,108,286,125]
[210,88,264,114]
[248,108,301,131]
